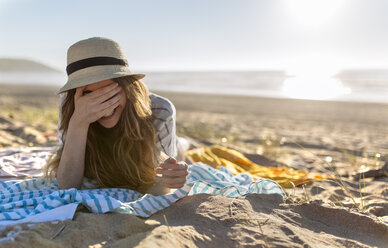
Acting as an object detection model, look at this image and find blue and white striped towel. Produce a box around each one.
[0,147,285,225]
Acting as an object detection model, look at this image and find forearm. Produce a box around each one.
[56,118,89,189]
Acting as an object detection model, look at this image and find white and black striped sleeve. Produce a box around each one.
[150,93,178,158]
[57,93,66,146]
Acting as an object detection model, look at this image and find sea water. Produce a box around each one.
[1,70,388,103]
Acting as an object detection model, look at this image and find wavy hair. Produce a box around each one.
[44,76,162,193]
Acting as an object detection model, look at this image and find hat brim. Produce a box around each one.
[57,66,145,94]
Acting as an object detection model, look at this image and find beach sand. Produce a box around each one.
[0,83,387,247]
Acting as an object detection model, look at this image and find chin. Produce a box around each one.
[98,119,119,129]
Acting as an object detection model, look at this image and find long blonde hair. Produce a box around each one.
[44,76,161,192]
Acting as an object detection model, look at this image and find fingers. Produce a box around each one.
[160,160,187,170]
[185,157,193,165]
[155,159,189,189]
[165,157,177,164]
[75,86,86,100]
[94,85,122,104]
[72,83,122,125]
[99,98,121,117]
[88,82,119,100]
[155,168,189,177]
[99,91,122,110]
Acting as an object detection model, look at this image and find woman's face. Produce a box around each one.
[82,79,127,128]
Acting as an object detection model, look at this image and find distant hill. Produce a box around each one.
[0,58,61,73]
[337,69,388,81]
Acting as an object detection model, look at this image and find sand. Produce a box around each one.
[1,194,387,247]
[0,83,387,247]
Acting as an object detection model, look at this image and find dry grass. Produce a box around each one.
[290,142,372,212]
[343,149,383,171]
[162,214,171,232]
[178,121,376,213]
[228,198,272,248]
[0,105,58,131]
[177,121,239,146]
[257,135,285,160]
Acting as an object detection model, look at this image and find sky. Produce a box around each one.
[0,0,388,74]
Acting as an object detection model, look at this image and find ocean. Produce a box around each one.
[1,70,388,103]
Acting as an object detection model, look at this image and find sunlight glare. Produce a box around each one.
[283,75,351,101]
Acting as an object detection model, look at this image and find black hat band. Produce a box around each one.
[66,56,128,76]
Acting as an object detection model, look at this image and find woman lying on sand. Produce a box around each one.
[0,38,284,225]
[44,37,188,195]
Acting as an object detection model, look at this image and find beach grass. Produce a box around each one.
[291,141,374,211]
[177,121,239,145]
[0,104,58,131]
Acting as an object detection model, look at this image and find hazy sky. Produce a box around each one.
[1,0,387,73]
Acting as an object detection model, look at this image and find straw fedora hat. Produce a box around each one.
[58,37,145,94]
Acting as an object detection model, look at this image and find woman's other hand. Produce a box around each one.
[154,158,189,188]
[71,82,122,126]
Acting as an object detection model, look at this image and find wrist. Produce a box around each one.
[69,115,90,131]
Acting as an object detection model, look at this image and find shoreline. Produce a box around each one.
[2,82,388,106]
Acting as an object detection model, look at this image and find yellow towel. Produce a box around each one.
[185,145,332,188]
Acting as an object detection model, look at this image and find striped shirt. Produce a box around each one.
[57,92,178,158]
